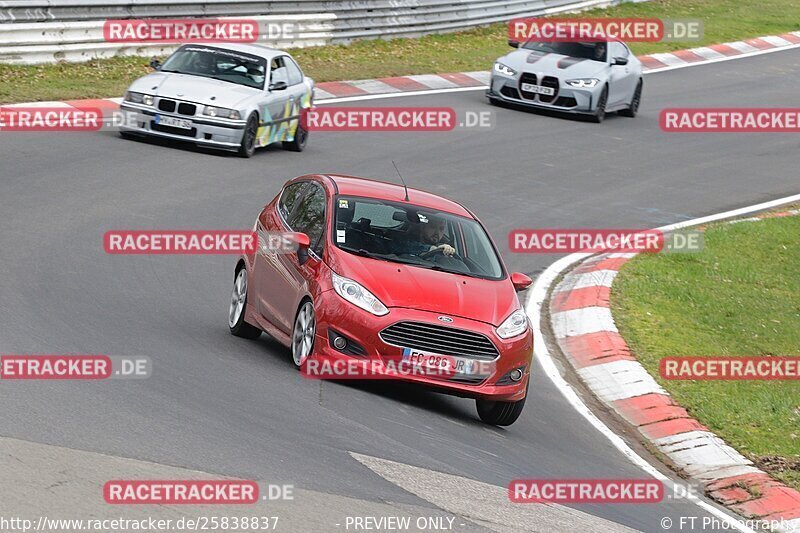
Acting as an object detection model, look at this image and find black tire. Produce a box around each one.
[282,123,308,152]
[619,79,643,118]
[291,300,316,369]
[228,267,261,339]
[590,85,608,123]
[238,113,258,158]
[476,393,527,426]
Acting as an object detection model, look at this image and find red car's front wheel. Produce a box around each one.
[292,300,316,368]
[476,393,527,426]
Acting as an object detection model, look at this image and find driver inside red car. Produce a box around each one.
[397,213,456,257]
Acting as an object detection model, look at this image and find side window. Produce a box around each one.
[270,57,288,86]
[279,182,307,221]
[610,41,628,60]
[284,57,303,86]
[289,185,326,255]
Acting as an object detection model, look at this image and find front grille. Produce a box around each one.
[151,122,197,137]
[540,76,559,103]
[500,86,521,99]
[380,321,499,361]
[518,73,538,100]
[178,102,197,116]
[157,99,196,116]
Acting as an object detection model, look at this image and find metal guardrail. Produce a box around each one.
[0,0,634,64]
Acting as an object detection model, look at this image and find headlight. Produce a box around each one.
[203,106,241,120]
[494,62,516,77]
[125,91,153,105]
[565,78,600,88]
[331,272,388,316]
[496,309,529,339]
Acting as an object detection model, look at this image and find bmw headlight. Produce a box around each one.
[125,91,154,106]
[496,309,529,339]
[331,272,389,316]
[203,106,241,120]
[565,78,600,88]
[494,62,516,77]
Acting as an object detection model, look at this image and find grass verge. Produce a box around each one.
[611,211,800,491]
[1,0,799,103]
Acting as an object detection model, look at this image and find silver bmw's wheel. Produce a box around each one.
[229,269,247,328]
[292,301,315,367]
[590,86,608,123]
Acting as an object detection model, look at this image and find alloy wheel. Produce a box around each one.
[292,301,315,367]
[228,269,247,328]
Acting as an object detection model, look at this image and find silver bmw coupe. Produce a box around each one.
[487,40,643,122]
[120,43,314,157]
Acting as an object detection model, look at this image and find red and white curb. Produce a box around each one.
[548,211,800,531]
[3,30,799,111]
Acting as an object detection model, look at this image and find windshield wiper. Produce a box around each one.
[415,263,484,279]
[340,246,383,259]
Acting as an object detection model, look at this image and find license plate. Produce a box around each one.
[402,348,478,375]
[521,83,555,96]
[155,115,192,129]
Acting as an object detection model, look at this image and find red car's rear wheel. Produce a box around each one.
[229,268,261,339]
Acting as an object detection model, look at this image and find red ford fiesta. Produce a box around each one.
[229,174,533,425]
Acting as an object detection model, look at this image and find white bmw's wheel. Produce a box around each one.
[292,301,316,368]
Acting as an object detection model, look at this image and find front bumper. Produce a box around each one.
[487,73,601,114]
[307,289,533,402]
[119,102,246,150]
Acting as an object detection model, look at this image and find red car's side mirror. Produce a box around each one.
[511,272,533,292]
[290,232,311,248]
[291,232,311,265]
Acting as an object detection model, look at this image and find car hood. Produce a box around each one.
[127,72,260,108]
[329,251,519,326]
[500,49,608,78]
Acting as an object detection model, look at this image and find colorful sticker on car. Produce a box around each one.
[254,89,311,148]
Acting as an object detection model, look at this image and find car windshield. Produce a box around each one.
[522,41,607,62]
[334,196,504,280]
[159,46,267,90]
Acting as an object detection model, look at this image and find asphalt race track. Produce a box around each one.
[1,48,799,532]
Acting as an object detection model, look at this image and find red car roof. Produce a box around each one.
[324,174,474,219]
